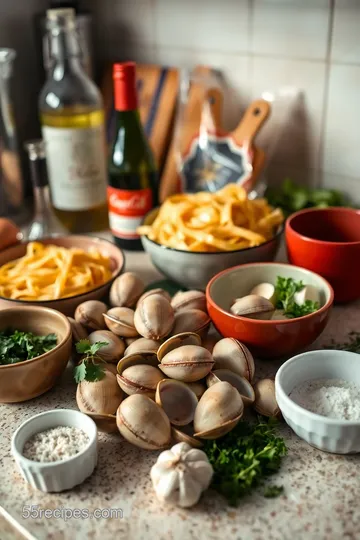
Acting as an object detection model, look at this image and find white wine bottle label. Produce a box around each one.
[107,187,153,239]
[42,125,107,211]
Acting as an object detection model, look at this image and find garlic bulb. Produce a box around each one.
[150,442,213,508]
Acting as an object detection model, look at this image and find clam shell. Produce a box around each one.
[110,272,145,308]
[185,380,207,400]
[67,317,88,342]
[202,334,220,354]
[193,381,244,439]
[76,371,123,416]
[159,345,214,382]
[104,307,139,337]
[137,288,171,305]
[171,425,203,448]
[206,369,255,405]
[157,332,201,362]
[88,330,126,363]
[75,300,107,330]
[116,394,171,450]
[116,351,162,399]
[171,309,210,337]
[124,337,161,356]
[171,290,207,313]
[230,295,274,320]
[85,413,118,434]
[212,338,255,382]
[253,379,280,417]
[134,293,174,339]
[125,337,139,347]
[155,379,198,426]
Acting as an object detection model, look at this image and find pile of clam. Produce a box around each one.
[68,271,279,450]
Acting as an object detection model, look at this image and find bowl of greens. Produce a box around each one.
[0,306,71,403]
[206,262,334,358]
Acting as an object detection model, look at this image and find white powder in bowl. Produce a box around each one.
[23,426,90,462]
[289,378,360,421]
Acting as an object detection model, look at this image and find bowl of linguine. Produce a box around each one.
[0,236,125,315]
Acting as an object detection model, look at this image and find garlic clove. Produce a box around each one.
[293,285,320,307]
[249,282,276,305]
[230,295,274,320]
[156,379,198,426]
[253,378,280,417]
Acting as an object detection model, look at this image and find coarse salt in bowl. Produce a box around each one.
[275,350,360,454]
[11,409,98,492]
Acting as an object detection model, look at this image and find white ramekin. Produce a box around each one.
[275,350,360,454]
[11,409,98,492]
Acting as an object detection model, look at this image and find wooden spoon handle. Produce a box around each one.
[232,99,271,145]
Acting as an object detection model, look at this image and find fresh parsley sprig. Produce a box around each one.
[204,419,287,506]
[73,340,108,383]
[274,276,319,319]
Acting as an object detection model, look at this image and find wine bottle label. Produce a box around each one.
[107,187,153,239]
[42,125,107,210]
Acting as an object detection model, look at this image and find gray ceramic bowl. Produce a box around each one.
[140,209,283,290]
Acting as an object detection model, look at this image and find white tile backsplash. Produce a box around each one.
[323,64,360,179]
[252,0,331,60]
[88,0,360,196]
[252,58,327,171]
[154,0,250,53]
[331,0,360,64]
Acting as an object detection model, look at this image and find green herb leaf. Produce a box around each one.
[76,339,92,354]
[73,340,107,383]
[274,276,318,319]
[204,419,287,506]
[74,361,87,383]
[0,329,57,365]
[85,362,106,382]
[89,341,108,356]
[263,485,284,498]
[265,178,349,217]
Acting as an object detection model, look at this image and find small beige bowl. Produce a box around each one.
[0,235,125,315]
[0,306,72,403]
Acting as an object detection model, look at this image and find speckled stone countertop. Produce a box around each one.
[1,249,360,540]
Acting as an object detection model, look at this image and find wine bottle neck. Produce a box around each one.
[48,27,83,75]
[113,78,138,111]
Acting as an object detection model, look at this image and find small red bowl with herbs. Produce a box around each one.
[286,207,360,303]
[206,262,334,358]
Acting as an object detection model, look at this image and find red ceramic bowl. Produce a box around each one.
[286,207,360,303]
[206,262,334,359]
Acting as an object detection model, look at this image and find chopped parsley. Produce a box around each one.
[204,418,287,506]
[0,329,57,365]
[274,276,319,319]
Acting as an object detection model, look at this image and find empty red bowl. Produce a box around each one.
[286,207,360,303]
[206,262,333,359]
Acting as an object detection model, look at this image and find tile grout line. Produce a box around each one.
[318,0,336,188]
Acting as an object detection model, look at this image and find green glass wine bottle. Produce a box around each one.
[107,62,158,251]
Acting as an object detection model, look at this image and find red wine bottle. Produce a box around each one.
[107,62,158,251]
